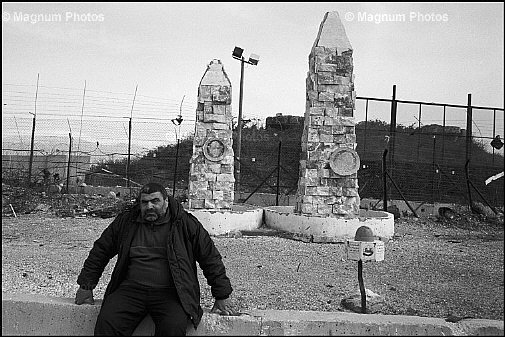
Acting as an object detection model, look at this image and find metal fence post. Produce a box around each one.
[432,135,436,204]
[66,133,72,193]
[388,85,397,181]
[276,141,281,206]
[27,115,36,186]
[382,149,388,212]
[465,94,472,163]
[363,99,369,160]
[172,139,180,197]
[126,118,132,189]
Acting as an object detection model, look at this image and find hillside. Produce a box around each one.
[86,121,503,206]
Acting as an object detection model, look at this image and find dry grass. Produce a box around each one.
[2,211,503,321]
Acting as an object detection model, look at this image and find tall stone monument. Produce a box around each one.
[294,11,360,218]
[188,59,235,209]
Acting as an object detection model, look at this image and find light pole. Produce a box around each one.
[232,46,259,200]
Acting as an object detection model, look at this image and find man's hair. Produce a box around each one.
[137,182,168,200]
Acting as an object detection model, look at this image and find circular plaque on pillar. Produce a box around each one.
[203,138,226,162]
[329,148,360,176]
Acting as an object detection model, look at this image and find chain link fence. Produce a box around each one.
[2,83,504,207]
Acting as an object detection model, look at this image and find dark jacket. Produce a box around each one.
[77,195,232,328]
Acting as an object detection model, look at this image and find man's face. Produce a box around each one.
[140,192,168,222]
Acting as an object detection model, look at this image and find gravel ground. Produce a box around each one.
[2,211,504,321]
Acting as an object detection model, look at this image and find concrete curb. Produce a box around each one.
[2,293,503,336]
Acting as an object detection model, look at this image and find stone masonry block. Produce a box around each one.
[212,105,226,115]
[343,187,359,197]
[203,102,213,114]
[332,125,345,134]
[320,134,333,143]
[305,169,319,179]
[325,107,337,118]
[207,164,222,174]
[317,204,333,215]
[212,190,224,200]
[195,189,213,199]
[319,92,334,101]
[189,199,204,209]
[305,176,319,186]
[215,200,232,209]
[204,113,227,124]
[216,174,235,182]
[307,90,319,101]
[214,181,234,191]
[189,181,209,190]
[212,123,229,130]
[317,73,337,85]
[300,203,317,214]
[211,86,231,103]
[199,86,212,101]
[204,199,216,208]
[309,107,325,116]
[221,164,233,174]
[319,169,330,178]
[330,186,343,196]
[307,129,319,143]
[310,115,324,126]
[308,150,321,161]
[323,117,335,126]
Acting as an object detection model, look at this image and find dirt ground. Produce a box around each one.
[2,201,504,322]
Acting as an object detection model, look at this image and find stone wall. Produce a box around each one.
[295,12,360,218]
[188,60,235,209]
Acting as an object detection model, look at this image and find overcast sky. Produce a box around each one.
[2,2,504,128]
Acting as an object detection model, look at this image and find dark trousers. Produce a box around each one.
[94,283,190,336]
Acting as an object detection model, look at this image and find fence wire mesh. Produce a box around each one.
[2,83,504,207]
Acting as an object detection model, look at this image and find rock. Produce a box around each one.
[438,206,456,220]
[387,205,401,219]
[471,201,496,219]
[227,230,243,238]
[47,184,62,195]
[341,288,384,314]
[34,204,51,212]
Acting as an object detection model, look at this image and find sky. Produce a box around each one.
[2,2,504,140]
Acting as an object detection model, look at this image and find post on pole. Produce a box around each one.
[66,133,72,194]
[363,99,369,159]
[388,85,397,179]
[382,149,388,212]
[432,135,436,204]
[236,58,245,200]
[126,118,132,189]
[276,141,282,206]
[465,94,472,163]
[27,73,39,186]
[358,260,366,314]
[27,115,36,186]
[172,139,180,197]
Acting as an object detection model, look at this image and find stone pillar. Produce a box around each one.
[188,59,234,209]
[294,11,360,218]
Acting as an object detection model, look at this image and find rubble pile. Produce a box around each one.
[2,183,134,219]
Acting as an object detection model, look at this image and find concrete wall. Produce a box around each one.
[3,293,503,336]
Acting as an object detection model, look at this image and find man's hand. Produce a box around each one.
[75,287,94,305]
[210,298,238,316]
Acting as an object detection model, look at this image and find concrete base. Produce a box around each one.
[263,206,394,243]
[2,293,503,336]
[187,204,263,236]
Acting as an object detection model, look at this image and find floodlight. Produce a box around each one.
[248,53,260,65]
[232,46,244,59]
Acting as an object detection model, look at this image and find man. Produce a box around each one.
[75,182,237,335]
